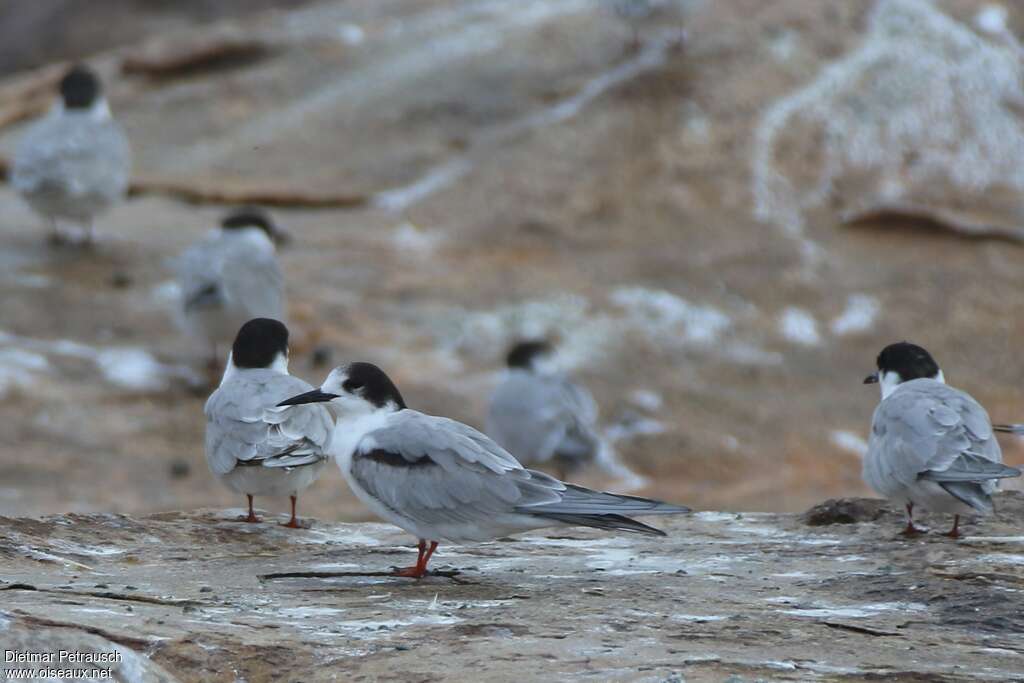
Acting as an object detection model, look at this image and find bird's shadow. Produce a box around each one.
[257,568,476,585]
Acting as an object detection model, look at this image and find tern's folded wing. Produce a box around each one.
[350,411,564,526]
[205,372,332,475]
[867,380,1004,491]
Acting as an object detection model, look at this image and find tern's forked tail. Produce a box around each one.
[517,481,691,536]
[993,423,1024,435]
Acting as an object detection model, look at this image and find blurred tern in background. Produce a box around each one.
[487,340,642,487]
[205,318,331,528]
[177,207,289,373]
[12,64,131,246]
[277,362,690,578]
[863,342,1020,538]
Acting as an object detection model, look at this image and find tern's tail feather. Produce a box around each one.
[918,454,1021,482]
[938,481,995,515]
[533,512,668,536]
[994,423,1024,435]
[518,481,690,535]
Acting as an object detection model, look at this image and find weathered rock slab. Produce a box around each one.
[2,495,1023,681]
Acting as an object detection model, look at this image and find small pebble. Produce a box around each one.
[169,459,191,479]
[110,271,133,288]
[311,345,333,367]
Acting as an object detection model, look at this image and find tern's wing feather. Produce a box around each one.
[865,380,1007,504]
[177,240,224,312]
[350,410,686,537]
[205,371,332,475]
[220,244,285,321]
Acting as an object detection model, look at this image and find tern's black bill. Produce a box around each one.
[277,389,338,407]
[863,373,879,384]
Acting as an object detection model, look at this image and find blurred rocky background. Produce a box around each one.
[1,0,1023,522]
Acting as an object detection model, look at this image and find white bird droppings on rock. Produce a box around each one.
[830,430,869,458]
[95,348,170,392]
[778,307,820,346]
[975,4,1008,34]
[610,286,731,346]
[830,294,880,336]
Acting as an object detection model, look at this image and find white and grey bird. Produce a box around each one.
[863,342,1021,538]
[12,64,130,246]
[205,318,332,528]
[487,340,603,479]
[276,362,690,578]
[177,207,288,372]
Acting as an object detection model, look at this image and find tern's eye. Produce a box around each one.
[343,379,364,392]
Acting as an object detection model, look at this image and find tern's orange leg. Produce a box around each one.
[281,495,303,529]
[239,494,261,523]
[394,540,439,578]
[898,502,926,537]
[943,514,961,539]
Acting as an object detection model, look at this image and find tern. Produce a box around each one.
[278,362,690,577]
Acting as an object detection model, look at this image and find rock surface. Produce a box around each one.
[2,494,1024,681]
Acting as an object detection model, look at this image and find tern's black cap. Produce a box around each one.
[232,318,289,369]
[60,65,101,110]
[221,206,279,239]
[506,340,553,369]
[876,342,940,381]
[343,362,407,409]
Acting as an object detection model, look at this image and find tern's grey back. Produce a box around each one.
[205,369,331,476]
[864,379,1003,500]
[12,109,130,222]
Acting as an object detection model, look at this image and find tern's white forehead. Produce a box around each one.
[321,367,349,393]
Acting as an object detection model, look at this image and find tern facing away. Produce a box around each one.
[863,342,1021,538]
[278,362,690,578]
[205,318,332,527]
[487,340,604,479]
[12,64,131,246]
[177,207,288,373]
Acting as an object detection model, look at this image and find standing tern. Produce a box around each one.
[277,362,690,578]
[177,207,288,373]
[205,318,331,527]
[12,64,130,246]
[863,342,1020,537]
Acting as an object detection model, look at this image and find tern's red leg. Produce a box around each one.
[394,540,438,578]
[421,541,438,569]
[943,514,961,539]
[394,540,428,577]
[241,494,261,523]
[281,495,303,529]
[898,502,925,537]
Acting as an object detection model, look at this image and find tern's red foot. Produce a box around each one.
[279,496,308,529]
[393,566,428,579]
[898,524,926,538]
[238,495,261,523]
[393,540,438,578]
